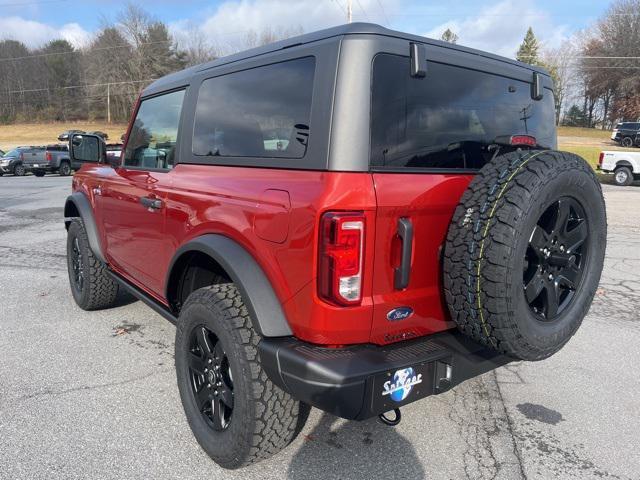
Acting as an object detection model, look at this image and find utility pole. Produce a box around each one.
[347,0,352,23]
[107,82,111,124]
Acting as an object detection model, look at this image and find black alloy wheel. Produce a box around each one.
[188,325,234,431]
[523,197,589,321]
[71,236,84,293]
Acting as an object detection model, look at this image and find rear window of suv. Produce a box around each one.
[192,56,315,159]
[371,54,556,170]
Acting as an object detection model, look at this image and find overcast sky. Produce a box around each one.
[0,0,609,58]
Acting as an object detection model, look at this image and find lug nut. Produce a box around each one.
[204,368,208,373]
[207,383,211,388]
[208,359,212,364]
[214,390,218,396]
[548,274,553,280]
[560,245,565,252]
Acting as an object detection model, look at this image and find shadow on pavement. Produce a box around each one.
[287,413,425,480]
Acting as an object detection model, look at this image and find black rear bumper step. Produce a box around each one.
[259,331,512,420]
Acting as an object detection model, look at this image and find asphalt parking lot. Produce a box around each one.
[0,174,638,480]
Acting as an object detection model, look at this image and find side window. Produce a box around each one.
[124,89,185,169]
[192,56,315,159]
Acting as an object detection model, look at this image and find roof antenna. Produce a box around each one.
[347,0,352,23]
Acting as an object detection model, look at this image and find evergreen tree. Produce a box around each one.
[563,105,587,127]
[441,28,459,44]
[516,27,541,65]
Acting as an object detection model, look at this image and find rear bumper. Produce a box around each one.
[259,330,512,420]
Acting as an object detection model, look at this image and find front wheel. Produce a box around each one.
[613,166,633,186]
[175,284,308,469]
[66,219,119,310]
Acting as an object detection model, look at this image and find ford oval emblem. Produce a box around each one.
[387,307,414,321]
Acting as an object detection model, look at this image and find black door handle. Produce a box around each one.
[139,196,163,210]
[394,217,413,290]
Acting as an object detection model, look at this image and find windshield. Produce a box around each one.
[3,149,21,157]
[371,54,557,170]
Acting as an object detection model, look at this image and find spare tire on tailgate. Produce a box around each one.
[443,150,606,361]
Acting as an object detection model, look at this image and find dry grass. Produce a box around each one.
[0,122,129,150]
[557,126,613,140]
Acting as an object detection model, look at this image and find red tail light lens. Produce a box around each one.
[598,152,604,166]
[319,212,365,306]
[45,152,52,162]
[509,135,537,146]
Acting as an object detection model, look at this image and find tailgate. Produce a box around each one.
[370,172,472,345]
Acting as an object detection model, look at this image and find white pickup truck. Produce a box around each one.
[598,150,640,186]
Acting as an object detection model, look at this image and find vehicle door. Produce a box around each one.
[98,89,186,297]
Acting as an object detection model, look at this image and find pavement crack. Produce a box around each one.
[18,370,167,401]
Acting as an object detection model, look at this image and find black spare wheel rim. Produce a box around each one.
[523,197,588,321]
[188,325,234,431]
[71,236,84,293]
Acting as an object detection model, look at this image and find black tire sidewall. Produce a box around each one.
[66,221,91,308]
[175,296,256,467]
[506,165,606,353]
[622,137,633,148]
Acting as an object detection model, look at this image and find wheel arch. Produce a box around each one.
[64,192,106,263]
[165,234,293,337]
[614,160,633,170]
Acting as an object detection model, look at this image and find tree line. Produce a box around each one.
[0,4,299,124]
[2,1,638,128]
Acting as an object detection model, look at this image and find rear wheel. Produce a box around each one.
[444,150,606,360]
[621,136,634,148]
[59,161,72,176]
[613,166,633,186]
[175,284,308,469]
[13,164,25,176]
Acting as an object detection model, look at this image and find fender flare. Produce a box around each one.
[64,192,106,263]
[166,234,293,337]
[615,160,633,170]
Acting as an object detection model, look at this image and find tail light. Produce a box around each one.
[319,212,365,306]
[45,152,52,163]
[494,135,537,147]
[598,152,604,167]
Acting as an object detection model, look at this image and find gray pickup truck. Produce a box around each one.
[29,144,73,176]
[0,146,45,176]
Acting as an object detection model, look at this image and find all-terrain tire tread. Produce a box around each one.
[443,149,603,360]
[178,284,304,468]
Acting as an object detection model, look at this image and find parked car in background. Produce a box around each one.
[0,148,22,175]
[58,130,85,142]
[29,144,73,177]
[598,150,640,185]
[611,122,640,147]
[0,146,45,176]
[88,131,109,140]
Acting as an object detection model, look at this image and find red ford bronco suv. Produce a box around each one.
[64,24,606,469]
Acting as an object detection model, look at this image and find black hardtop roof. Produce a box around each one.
[144,22,549,95]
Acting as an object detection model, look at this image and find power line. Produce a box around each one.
[354,0,371,22]
[0,0,68,7]
[1,79,155,96]
[375,0,391,26]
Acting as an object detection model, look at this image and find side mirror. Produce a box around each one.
[69,134,106,165]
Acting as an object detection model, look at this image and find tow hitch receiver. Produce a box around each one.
[378,408,401,426]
